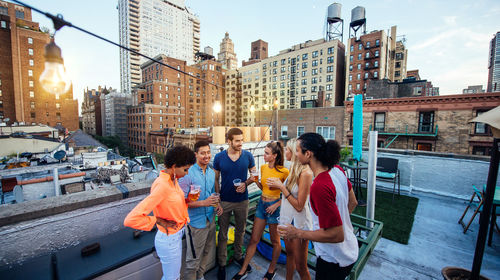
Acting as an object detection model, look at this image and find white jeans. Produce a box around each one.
[155,228,185,280]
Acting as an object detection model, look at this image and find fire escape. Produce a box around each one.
[289,58,296,109]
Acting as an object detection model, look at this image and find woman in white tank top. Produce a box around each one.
[267,138,313,280]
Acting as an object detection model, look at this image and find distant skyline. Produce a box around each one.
[17,0,500,107]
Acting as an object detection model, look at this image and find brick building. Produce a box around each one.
[366,77,439,99]
[346,26,408,98]
[254,106,345,143]
[344,92,500,155]
[242,39,268,66]
[149,130,210,154]
[225,38,345,127]
[81,87,107,136]
[127,54,225,154]
[0,1,78,130]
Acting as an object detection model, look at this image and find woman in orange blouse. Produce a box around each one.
[124,145,196,280]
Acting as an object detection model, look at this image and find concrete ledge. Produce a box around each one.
[0,180,154,227]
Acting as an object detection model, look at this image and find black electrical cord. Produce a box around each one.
[11,0,225,90]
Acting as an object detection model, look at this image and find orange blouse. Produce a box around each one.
[124,170,189,234]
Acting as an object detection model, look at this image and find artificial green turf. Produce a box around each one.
[351,188,419,245]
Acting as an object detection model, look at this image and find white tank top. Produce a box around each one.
[280,179,312,230]
[310,167,358,267]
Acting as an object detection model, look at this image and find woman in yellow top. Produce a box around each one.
[232,141,289,280]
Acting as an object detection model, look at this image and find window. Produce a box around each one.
[297,126,305,137]
[472,146,491,156]
[312,51,318,58]
[28,49,33,56]
[358,44,362,50]
[364,72,369,79]
[350,45,354,52]
[29,80,34,87]
[349,65,353,71]
[358,54,362,60]
[357,74,361,80]
[326,66,334,73]
[312,69,318,75]
[358,64,362,70]
[418,111,434,133]
[348,84,352,90]
[349,75,352,81]
[413,86,423,95]
[326,75,333,82]
[30,101,35,109]
[356,84,360,90]
[29,59,34,66]
[311,86,317,92]
[349,55,353,62]
[302,53,308,60]
[365,52,370,59]
[475,110,491,135]
[30,112,35,118]
[316,126,335,140]
[327,47,334,54]
[327,56,334,63]
[0,21,6,29]
[374,112,385,131]
[301,87,306,93]
[29,91,34,98]
[302,62,308,68]
[395,53,403,60]
[374,71,378,78]
[326,84,333,91]
[28,37,33,44]
[15,10,24,19]
[395,71,401,77]
[374,61,379,67]
[366,41,370,48]
[349,113,354,130]
[311,95,316,99]
[0,7,7,16]
[0,90,2,97]
[375,50,380,57]
[281,126,288,137]
[302,70,307,77]
[416,143,432,151]
[312,60,318,67]
[301,79,307,85]
[375,39,380,46]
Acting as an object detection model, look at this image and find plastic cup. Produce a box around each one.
[189,184,201,201]
[212,193,220,206]
[251,170,259,182]
[277,217,288,236]
[233,178,242,189]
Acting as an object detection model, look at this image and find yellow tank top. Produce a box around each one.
[260,164,289,199]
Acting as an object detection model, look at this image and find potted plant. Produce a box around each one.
[340,147,353,164]
[441,267,490,280]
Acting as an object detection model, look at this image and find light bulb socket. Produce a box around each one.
[44,39,64,64]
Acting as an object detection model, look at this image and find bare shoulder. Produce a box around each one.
[300,167,313,179]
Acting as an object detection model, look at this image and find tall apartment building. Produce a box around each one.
[128,54,224,153]
[100,89,132,144]
[217,32,238,70]
[242,39,268,66]
[0,1,78,130]
[487,31,500,92]
[81,87,107,136]
[463,85,485,94]
[225,39,345,126]
[118,0,200,93]
[346,26,408,97]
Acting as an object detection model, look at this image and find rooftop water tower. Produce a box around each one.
[349,6,366,38]
[325,3,343,42]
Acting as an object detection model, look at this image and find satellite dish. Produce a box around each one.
[13,185,24,203]
[53,150,66,161]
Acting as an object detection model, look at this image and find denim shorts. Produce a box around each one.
[255,197,280,224]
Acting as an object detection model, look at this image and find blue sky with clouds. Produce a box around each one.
[19,0,500,106]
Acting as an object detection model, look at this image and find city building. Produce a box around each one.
[242,39,268,66]
[81,87,108,136]
[487,31,499,92]
[100,89,132,144]
[463,85,486,94]
[344,92,500,155]
[346,26,408,98]
[0,1,79,130]
[118,0,200,93]
[365,77,439,99]
[128,54,224,154]
[255,106,345,143]
[149,130,210,154]
[225,38,345,126]
[217,32,238,70]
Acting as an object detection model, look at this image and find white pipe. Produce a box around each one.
[366,131,378,228]
[53,168,60,196]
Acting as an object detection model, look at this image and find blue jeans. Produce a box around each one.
[255,197,280,224]
[155,227,185,280]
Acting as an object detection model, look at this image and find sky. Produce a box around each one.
[16,0,500,108]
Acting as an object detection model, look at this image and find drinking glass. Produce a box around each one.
[189,184,201,201]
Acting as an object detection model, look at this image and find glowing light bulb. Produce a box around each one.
[39,39,71,95]
[213,101,222,113]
